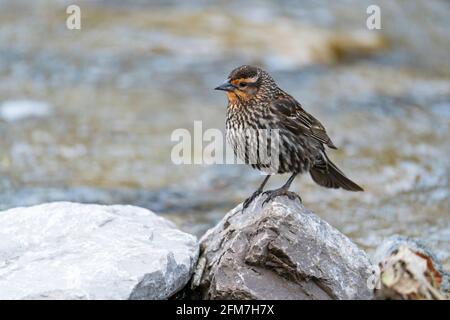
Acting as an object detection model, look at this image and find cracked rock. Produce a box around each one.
[191,195,373,300]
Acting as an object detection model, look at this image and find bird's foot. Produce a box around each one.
[262,188,302,206]
[242,190,263,210]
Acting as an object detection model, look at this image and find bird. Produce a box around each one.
[215,65,363,209]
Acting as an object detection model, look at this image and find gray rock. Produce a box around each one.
[192,194,373,300]
[0,202,198,300]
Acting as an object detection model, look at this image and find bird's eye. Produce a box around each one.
[239,82,247,88]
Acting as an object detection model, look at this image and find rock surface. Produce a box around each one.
[191,195,373,300]
[0,202,198,300]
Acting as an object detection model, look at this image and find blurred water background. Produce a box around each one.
[0,0,449,267]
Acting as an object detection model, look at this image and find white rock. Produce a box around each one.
[0,100,51,122]
[0,202,198,300]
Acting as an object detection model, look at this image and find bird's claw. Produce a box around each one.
[242,190,262,210]
[262,188,302,206]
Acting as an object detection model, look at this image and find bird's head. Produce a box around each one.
[215,65,273,103]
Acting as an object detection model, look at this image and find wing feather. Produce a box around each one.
[270,96,337,149]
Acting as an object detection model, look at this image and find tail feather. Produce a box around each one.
[310,159,363,192]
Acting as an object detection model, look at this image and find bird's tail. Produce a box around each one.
[309,157,364,192]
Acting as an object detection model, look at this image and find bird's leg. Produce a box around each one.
[242,174,271,209]
[262,172,302,205]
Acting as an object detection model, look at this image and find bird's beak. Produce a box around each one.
[214,80,234,92]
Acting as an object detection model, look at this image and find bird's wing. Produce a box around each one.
[269,95,337,149]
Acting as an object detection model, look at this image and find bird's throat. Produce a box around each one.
[226,90,251,105]
[226,91,240,104]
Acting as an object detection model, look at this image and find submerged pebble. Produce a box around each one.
[0,100,51,122]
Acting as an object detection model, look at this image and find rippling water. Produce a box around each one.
[0,0,449,268]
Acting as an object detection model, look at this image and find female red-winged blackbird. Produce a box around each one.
[215,65,363,209]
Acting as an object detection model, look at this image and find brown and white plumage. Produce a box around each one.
[216,65,363,208]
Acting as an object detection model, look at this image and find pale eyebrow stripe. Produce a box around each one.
[235,75,258,83]
[247,75,258,83]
